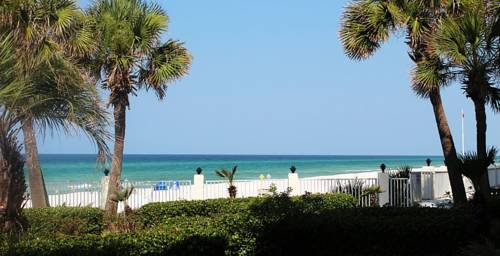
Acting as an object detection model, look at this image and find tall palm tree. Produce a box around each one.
[0,0,110,208]
[87,0,192,216]
[339,0,469,204]
[415,1,500,200]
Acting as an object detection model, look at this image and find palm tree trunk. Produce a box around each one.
[21,118,49,208]
[105,102,126,216]
[429,90,467,205]
[473,99,491,200]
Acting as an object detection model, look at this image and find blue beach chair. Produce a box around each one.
[154,181,168,191]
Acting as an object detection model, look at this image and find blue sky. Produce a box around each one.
[38,0,499,155]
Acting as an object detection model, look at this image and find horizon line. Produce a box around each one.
[37,153,443,157]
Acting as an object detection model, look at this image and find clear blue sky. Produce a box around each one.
[38,0,499,155]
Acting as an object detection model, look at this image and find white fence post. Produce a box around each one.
[377,172,389,206]
[192,174,205,200]
[288,172,300,196]
[99,176,109,209]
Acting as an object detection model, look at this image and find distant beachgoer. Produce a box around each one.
[266,174,271,179]
[259,174,265,181]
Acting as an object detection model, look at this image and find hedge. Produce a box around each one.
[22,206,104,236]
[3,207,474,256]
[1,194,479,255]
[136,192,358,227]
[135,197,258,226]
[3,215,252,256]
[255,207,474,256]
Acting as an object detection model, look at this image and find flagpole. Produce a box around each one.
[461,109,465,155]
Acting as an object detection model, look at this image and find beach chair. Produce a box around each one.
[154,181,168,191]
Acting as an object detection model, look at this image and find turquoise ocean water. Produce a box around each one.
[37,154,443,183]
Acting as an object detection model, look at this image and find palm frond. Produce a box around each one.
[485,86,500,112]
[216,165,238,185]
[458,147,497,180]
[411,57,455,97]
[110,185,134,202]
[139,40,192,99]
[340,0,396,60]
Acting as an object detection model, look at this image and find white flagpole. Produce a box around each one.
[461,109,465,155]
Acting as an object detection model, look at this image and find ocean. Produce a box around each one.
[37,154,443,183]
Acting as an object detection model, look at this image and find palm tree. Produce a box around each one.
[216,165,238,198]
[0,33,26,232]
[458,147,497,194]
[416,1,500,200]
[339,0,468,205]
[0,0,110,208]
[87,0,192,216]
[0,112,26,232]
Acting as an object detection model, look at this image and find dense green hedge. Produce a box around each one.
[1,193,478,256]
[136,192,358,227]
[3,214,255,256]
[255,207,474,256]
[22,206,104,236]
[135,197,257,226]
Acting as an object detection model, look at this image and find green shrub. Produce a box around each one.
[298,192,358,213]
[250,192,358,221]
[3,194,478,256]
[5,217,232,256]
[23,206,104,236]
[6,207,475,256]
[135,198,259,226]
[136,193,358,227]
[255,207,474,256]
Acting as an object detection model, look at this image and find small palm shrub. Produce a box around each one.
[362,185,383,207]
[388,165,412,178]
[459,147,497,193]
[216,166,238,198]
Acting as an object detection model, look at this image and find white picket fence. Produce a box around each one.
[23,177,383,209]
[300,178,378,207]
[389,178,412,207]
[23,167,500,210]
[24,181,101,208]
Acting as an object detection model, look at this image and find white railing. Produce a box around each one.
[24,181,101,208]
[24,180,192,210]
[23,176,416,209]
[301,178,378,207]
[389,178,412,207]
[21,166,500,210]
[123,180,192,210]
[204,179,289,199]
